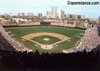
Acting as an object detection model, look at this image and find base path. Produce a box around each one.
[22,32,70,50]
[22,32,69,40]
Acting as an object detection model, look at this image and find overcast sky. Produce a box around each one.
[0,0,100,19]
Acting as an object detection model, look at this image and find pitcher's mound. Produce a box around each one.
[43,38,50,41]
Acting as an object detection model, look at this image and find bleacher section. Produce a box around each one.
[77,27,100,52]
[0,26,26,52]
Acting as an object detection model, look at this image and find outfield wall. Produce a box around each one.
[3,22,76,28]
[3,22,87,30]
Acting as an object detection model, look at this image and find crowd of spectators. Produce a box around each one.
[51,23,76,27]
[77,26,100,52]
[0,49,99,70]
[0,26,27,52]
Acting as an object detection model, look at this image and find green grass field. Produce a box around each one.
[32,35,61,45]
[6,26,84,53]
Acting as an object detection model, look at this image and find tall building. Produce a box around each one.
[80,15,85,19]
[46,11,52,18]
[66,14,85,20]
[17,13,25,16]
[38,13,42,18]
[72,15,78,19]
[22,13,25,16]
[58,10,65,19]
[17,13,21,16]
[51,6,57,18]
[99,16,100,20]
[46,6,57,18]
[27,13,34,16]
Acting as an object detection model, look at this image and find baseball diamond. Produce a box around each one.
[6,26,84,53]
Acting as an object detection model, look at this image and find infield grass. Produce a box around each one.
[32,35,61,45]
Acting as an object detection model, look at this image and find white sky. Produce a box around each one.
[0,0,100,19]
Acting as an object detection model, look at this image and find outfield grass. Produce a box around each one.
[6,26,84,53]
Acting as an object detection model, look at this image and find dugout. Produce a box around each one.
[40,22,51,25]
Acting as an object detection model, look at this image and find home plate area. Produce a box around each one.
[41,45,53,49]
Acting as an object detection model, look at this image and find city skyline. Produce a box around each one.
[0,0,100,19]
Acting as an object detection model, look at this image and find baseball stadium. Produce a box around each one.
[0,20,100,70]
[0,0,100,70]
[6,25,84,53]
[0,20,100,54]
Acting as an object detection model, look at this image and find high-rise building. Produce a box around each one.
[46,6,57,18]
[58,10,65,19]
[51,6,57,18]
[17,13,21,16]
[80,15,85,19]
[17,13,25,16]
[27,13,34,16]
[99,16,100,20]
[31,13,34,16]
[67,14,84,20]
[38,13,42,18]
[72,15,78,19]
[46,11,52,18]
[22,13,25,16]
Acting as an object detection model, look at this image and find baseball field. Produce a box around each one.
[6,26,84,53]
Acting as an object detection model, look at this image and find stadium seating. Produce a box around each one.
[0,26,25,52]
[77,26,100,52]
